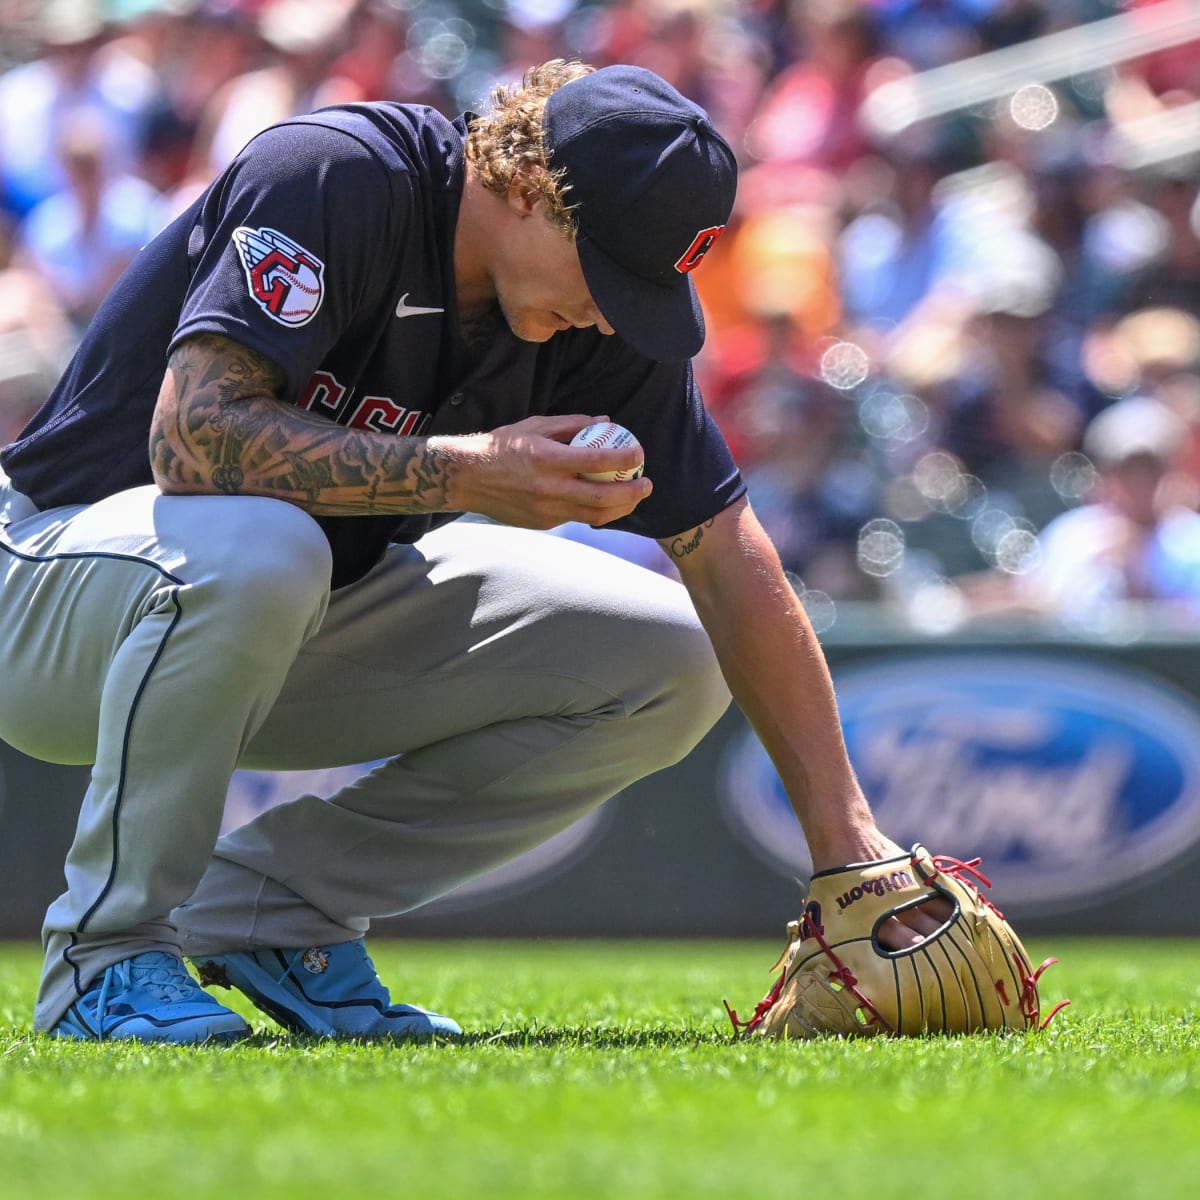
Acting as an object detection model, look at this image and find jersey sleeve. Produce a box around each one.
[170,119,409,398]
[551,337,746,539]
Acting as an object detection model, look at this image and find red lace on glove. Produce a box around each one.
[925,853,1070,1030]
[724,907,894,1036]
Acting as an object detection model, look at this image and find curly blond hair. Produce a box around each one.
[465,59,594,237]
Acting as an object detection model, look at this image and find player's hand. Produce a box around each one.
[879,899,954,949]
[809,829,952,950]
[435,414,652,529]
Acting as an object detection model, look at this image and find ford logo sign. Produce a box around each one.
[720,652,1200,913]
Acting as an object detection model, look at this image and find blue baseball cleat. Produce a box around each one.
[193,940,462,1041]
[49,951,252,1043]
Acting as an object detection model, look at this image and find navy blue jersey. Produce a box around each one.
[1,103,745,587]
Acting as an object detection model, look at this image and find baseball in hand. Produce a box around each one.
[570,422,645,482]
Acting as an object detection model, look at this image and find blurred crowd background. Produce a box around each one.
[2,0,1199,638]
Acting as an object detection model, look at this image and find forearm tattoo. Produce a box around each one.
[663,519,715,562]
[150,334,459,514]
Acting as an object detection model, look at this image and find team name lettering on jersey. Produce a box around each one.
[297,369,430,435]
[233,226,326,327]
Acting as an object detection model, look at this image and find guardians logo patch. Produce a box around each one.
[233,226,325,327]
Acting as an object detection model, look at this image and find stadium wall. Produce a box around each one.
[4,634,1200,938]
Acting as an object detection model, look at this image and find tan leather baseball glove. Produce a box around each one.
[726,845,1068,1039]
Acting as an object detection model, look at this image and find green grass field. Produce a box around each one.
[1,938,1197,1199]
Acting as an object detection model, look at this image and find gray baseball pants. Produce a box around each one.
[0,478,730,1032]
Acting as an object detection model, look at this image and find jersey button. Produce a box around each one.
[448,392,465,406]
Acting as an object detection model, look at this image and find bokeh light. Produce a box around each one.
[970,508,1020,560]
[912,452,965,507]
[1049,452,1099,503]
[858,389,929,444]
[856,518,906,577]
[785,572,837,634]
[993,525,1042,574]
[1009,83,1059,131]
[819,341,871,391]
[905,579,970,635]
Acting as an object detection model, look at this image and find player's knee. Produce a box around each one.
[647,611,730,761]
[209,499,332,631]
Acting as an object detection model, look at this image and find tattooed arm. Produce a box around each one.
[149,333,651,525]
[149,333,461,515]
[661,496,900,873]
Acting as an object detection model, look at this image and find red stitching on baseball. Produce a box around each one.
[275,270,320,295]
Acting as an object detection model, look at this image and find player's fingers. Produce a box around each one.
[877,898,953,950]
[910,898,954,930]
[573,475,653,519]
[521,413,612,443]
[553,482,650,526]
[897,898,953,939]
[877,915,926,951]
[570,445,647,481]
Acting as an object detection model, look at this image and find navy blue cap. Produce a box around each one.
[543,66,737,362]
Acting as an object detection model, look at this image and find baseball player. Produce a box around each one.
[0,61,931,1043]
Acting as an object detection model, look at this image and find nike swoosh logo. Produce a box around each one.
[395,293,444,319]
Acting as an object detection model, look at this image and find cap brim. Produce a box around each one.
[577,235,705,362]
